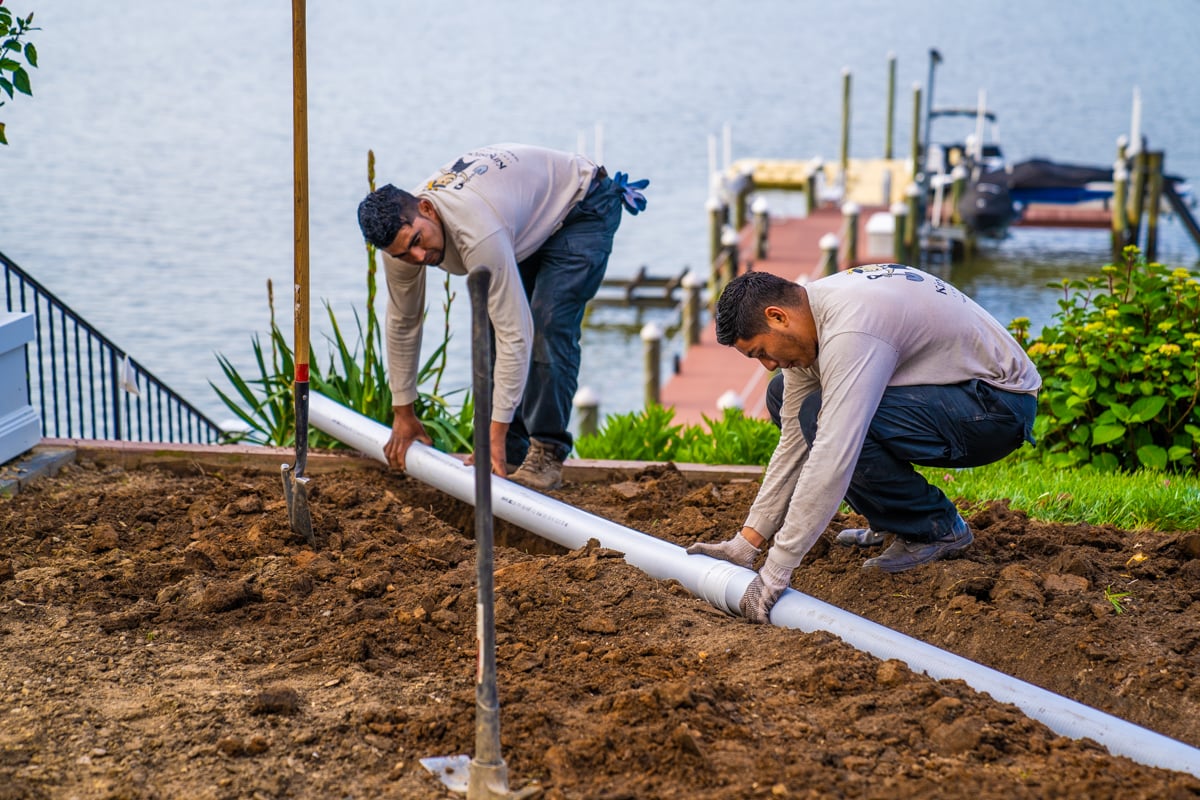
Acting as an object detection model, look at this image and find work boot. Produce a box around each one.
[509,439,563,491]
[862,515,973,573]
[835,527,886,547]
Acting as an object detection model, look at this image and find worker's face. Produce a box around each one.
[383,199,445,266]
[733,305,818,371]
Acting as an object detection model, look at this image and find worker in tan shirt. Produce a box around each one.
[688,266,1040,622]
[357,143,647,490]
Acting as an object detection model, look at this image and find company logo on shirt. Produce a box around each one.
[426,157,489,192]
[849,263,924,281]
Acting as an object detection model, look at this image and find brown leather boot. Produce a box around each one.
[508,439,563,491]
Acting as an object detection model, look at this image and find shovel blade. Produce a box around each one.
[420,754,471,793]
[281,464,315,546]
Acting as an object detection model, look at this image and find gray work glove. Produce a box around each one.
[685,533,761,569]
[739,559,794,624]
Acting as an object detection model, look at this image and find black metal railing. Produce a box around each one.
[2,250,224,443]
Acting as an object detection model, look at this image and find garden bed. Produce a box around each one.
[1,456,1199,798]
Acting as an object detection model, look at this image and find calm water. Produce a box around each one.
[3,1,1199,430]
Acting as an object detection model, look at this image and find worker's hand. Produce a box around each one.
[463,421,511,478]
[385,406,433,472]
[685,531,761,569]
[489,421,510,477]
[739,559,794,624]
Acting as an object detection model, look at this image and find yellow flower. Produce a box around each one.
[1157,321,1176,332]
[1027,342,1049,357]
[1157,344,1182,357]
[1048,344,1067,355]
[1104,309,1119,319]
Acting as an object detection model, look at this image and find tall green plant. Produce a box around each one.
[1009,246,1200,472]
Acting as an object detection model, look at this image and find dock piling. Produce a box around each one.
[805,159,820,213]
[706,194,727,267]
[905,182,921,267]
[1112,159,1129,261]
[890,202,908,263]
[884,53,896,160]
[641,322,663,409]
[841,201,860,267]
[1129,147,1148,247]
[572,387,599,438]
[910,84,922,189]
[1145,150,1164,261]
[950,164,968,226]
[840,67,852,196]
[682,271,703,349]
[751,196,770,260]
[819,233,840,276]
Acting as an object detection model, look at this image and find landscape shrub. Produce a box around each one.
[1009,246,1199,472]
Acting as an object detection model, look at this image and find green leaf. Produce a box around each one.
[0,121,6,145]
[1107,403,1133,424]
[1128,395,1167,423]
[1069,369,1097,398]
[1167,445,1192,462]
[24,42,36,68]
[1091,424,1126,446]
[1067,426,1090,445]
[12,66,30,95]
[1136,444,1167,471]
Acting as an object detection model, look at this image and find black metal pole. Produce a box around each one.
[467,267,508,796]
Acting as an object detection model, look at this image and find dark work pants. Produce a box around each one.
[765,373,1036,541]
[505,175,623,465]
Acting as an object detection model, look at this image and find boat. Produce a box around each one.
[924,106,1020,238]
[925,105,1194,241]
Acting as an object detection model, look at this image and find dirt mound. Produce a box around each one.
[1,459,1198,799]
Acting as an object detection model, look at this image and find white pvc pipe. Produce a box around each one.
[310,393,1200,778]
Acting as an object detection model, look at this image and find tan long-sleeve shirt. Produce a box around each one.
[382,144,599,423]
[746,264,1042,572]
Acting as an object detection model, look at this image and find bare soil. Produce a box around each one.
[1,456,1199,799]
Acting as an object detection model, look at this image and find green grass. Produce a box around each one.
[916,457,1200,532]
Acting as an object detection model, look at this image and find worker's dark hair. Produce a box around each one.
[357,184,423,249]
[714,271,805,346]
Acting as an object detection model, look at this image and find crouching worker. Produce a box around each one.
[686,265,1040,623]
[358,143,647,491]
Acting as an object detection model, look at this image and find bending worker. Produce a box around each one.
[687,265,1040,623]
[357,143,647,491]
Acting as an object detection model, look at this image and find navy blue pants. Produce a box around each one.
[766,373,1036,541]
[506,175,623,465]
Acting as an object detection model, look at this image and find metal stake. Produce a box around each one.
[421,268,539,799]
